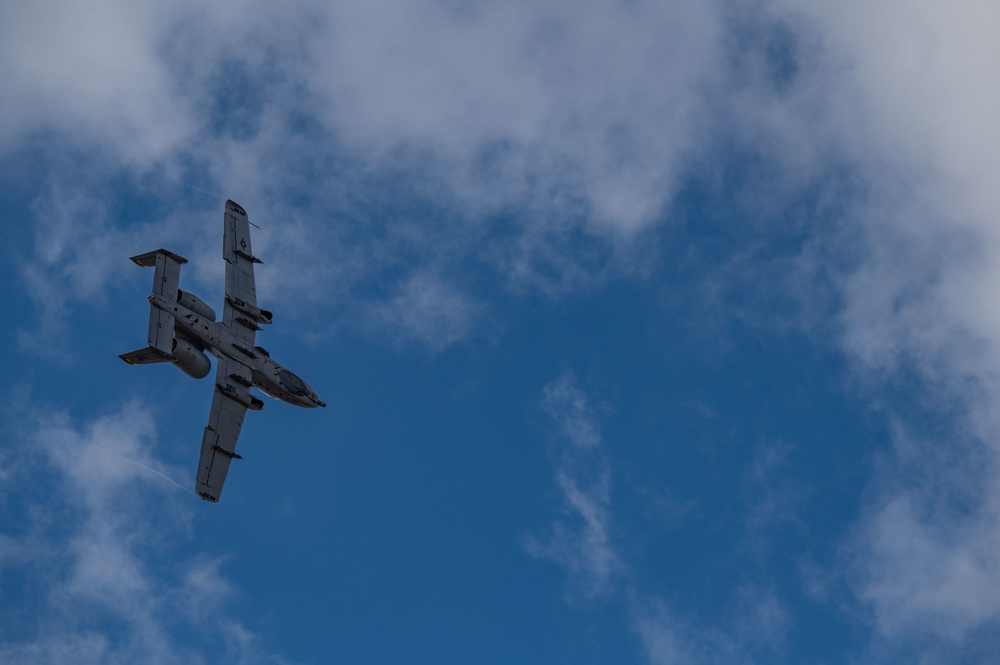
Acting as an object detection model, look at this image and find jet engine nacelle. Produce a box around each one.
[227,296,272,324]
[177,289,217,322]
[171,337,212,379]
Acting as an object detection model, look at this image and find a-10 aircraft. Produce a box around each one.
[120,200,325,502]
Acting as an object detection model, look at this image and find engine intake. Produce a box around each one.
[177,289,217,322]
[172,337,212,379]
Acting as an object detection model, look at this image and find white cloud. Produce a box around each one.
[0,402,288,665]
[307,0,724,231]
[1,0,727,229]
[363,271,488,352]
[4,0,732,355]
[524,463,622,601]
[531,370,797,663]
[17,184,132,359]
[540,370,604,449]
[7,1,1000,655]
[0,1,194,159]
[740,442,805,558]
[747,2,1000,651]
[631,586,790,665]
[856,495,1000,641]
[632,601,707,665]
[844,419,1000,650]
[777,1,1000,212]
[527,370,623,600]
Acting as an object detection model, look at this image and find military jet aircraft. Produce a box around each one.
[120,200,325,502]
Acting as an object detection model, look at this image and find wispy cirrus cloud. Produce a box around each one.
[633,585,791,665]
[528,370,793,663]
[525,370,623,601]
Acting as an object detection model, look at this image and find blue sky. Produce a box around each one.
[3,1,1000,663]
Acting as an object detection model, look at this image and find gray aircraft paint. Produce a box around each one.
[120,200,324,502]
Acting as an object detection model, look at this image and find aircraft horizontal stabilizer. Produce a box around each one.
[129,249,188,268]
[120,346,174,365]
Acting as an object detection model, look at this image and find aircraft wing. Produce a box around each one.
[195,356,253,502]
[222,200,261,346]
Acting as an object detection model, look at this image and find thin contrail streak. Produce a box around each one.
[139,161,222,199]
[135,162,262,228]
[86,443,192,495]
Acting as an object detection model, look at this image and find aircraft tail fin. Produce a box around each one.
[128,249,188,355]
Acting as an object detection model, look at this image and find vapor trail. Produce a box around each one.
[140,161,222,200]
[86,442,193,495]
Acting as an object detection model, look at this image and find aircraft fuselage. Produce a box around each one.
[149,293,325,409]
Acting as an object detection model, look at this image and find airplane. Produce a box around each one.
[120,200,325,503]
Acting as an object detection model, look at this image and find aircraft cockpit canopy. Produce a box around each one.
[278,368,309,396]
